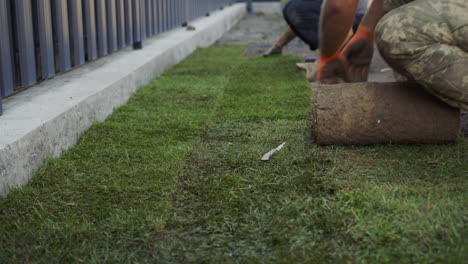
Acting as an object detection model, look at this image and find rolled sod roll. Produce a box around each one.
[313,82,460,145]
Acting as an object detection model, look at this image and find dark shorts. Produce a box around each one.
[353,14,364,33]
[283,0,366,50]
[283,0,323,50]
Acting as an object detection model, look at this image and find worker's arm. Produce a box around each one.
[317,0,386,83]
[317,0,359,83]
[319,0,359,57]
[342,0,385,82]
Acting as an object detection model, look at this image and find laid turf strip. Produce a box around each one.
[0,46,245,262]
[0,46,466,263]
[152,54,467,263]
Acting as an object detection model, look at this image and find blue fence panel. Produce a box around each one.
[0,0,238,115]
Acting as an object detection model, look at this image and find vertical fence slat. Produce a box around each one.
[132,0,142,49]
[159,0,164,32]
[0,0,16,98]
[96,0,108,56]
[116,0,126,48]
[69,0,85,66]
[37,0,56,79]
[165,0,169,31]
[175,0,178,26]
[167,0,171,29]
[152,0,157,34]
[146,0,153,37]
[178,0,183,26]
[140,0,146,40]
[170,0,174,28]
[83,0,98,61]
[175,0,179,26]
[158,0,162,32]
[160,0,164,32]
[171,0,176,28]
[124,0,134,45]
[106,0,118,53]
[54,0,72,72]
[15,0,37,86]
[174,0,178,27]
[183,0,188,26]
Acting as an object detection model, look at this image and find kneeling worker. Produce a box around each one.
[317,0,468,110]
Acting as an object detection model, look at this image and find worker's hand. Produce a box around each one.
[317,53,347,84]
[341,25,374,82]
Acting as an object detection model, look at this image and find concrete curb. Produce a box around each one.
[0,4,246,197]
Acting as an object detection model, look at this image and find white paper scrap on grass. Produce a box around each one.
[261,142,286,161]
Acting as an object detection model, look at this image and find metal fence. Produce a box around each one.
[0,0,237,115]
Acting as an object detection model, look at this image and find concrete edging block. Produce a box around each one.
[0,4,246,197]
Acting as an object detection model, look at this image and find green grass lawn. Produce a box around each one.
[0,45,466,263]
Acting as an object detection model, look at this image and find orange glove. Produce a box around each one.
[341,25,374,82]
[317,52,347,84]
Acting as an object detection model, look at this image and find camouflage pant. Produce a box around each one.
[376,0,468,110]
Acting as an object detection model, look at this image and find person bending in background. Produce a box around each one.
[263,0,368,59]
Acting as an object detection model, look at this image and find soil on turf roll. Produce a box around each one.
[313,82,460,145]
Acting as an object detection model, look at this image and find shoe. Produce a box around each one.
[296,62,318,82]
[263,46,282,57]
[304,56,317,63]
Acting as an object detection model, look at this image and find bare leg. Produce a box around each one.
[264,27,296,56]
